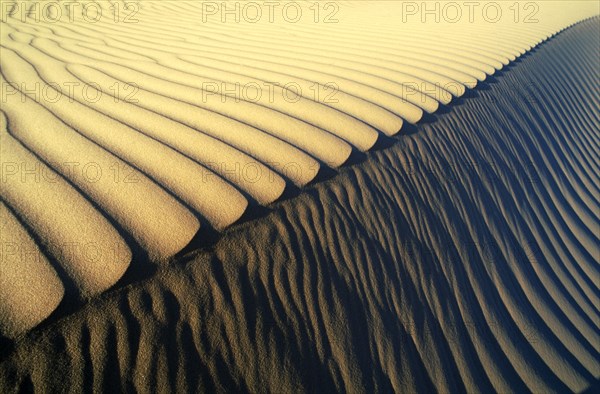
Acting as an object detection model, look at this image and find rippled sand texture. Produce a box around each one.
[1,0,598,338]
[1,2,599,391]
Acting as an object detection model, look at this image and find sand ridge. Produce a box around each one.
[0,15,597,391]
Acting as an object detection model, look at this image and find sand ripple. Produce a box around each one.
[0,8,598,391]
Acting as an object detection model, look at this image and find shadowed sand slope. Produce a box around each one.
[0,1,598,338]
[1,15,598,393]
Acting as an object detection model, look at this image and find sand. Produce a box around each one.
[0,201,64,339]
[0,0,598,392]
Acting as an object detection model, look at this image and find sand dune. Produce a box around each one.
[0,110,132,297]
[0,201,64,338]
[0,0,598,392]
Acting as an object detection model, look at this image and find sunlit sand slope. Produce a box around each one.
[0,202,63,339]
[1,15,598,393]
